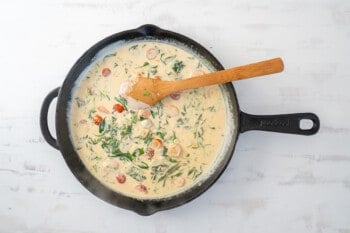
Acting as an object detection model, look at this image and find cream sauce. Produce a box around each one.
[69,40,229,199]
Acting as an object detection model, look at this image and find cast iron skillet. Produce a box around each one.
[40,24,320,215]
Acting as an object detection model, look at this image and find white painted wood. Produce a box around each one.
[0,0,349,232]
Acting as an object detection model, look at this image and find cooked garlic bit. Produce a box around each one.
[141,119,154,129]
[118,81,131,96]
[100,158,119,169]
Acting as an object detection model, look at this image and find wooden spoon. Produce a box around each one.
[126,57,284,106]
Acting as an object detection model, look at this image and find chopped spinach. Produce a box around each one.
[155,131,165,139]
[172,60,185,74]
[127,166,146,182]
[137,161,149,169]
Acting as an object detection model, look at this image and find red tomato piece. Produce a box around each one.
[116,174,126,184]
[136,184,147,193]
[102,68,111,77]
[92,115,103,125]
[113,104,125,113]
[145,148,155,158]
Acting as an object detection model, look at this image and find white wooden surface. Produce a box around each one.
[0,0,349,232]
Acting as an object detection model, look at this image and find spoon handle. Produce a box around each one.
[171,57,284,92]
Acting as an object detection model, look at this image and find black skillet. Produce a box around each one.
[40,24,320,215]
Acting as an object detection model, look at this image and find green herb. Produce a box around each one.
[158,163,182,186]
[157,102,164,117]
[75,97,85,108]
[181,105,187,116]
[188,166,203,180]
[149,65,158,76]
[207,106,216,112]
[172,60,185,74]
[98,90,110,100]
[129,44,138,51]
[92,164,98,172]
[143,90,152,97]
[151,164,169,181]
[195,127,204,138]
[99,118,106,133]
[109,150,133,161]
[193,113,205,147]
[120,124,132,138]
[127,166,146,182]
[144,132,153,145]
[103,53,116,60]
[130,113,138,124]
[176,118,187,126]
[150,109,157,118]
[137,161,149,169]
[88,109,96,119]
[139,116,146,121]
[115,95,128,110]
[87,87,94,95]
[165,156,178,163]
[169,131,177,142]
[162,146,168,157]
[160,53,176,64]
[87,136,101,145]
[155,131,165,139]
[91,155,101,161]
[98,135,134,161]
[133,148,144,157]
[138,62,149,68]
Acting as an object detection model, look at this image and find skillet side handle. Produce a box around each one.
[240,112,320,135]
[40,87,60,149]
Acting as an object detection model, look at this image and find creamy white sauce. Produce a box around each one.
[69,40,235,199]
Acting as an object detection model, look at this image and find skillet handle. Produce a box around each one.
[240,112,320,135]
[40,87,60,149]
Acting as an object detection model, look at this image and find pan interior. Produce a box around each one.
[67,38,237,200]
